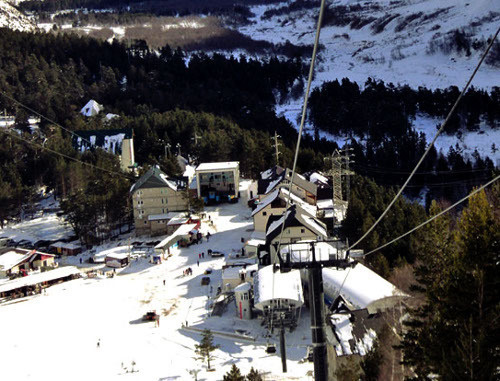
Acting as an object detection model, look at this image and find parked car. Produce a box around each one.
[17,239,33,248]
[208,249,225,257]
[204,267,213,275]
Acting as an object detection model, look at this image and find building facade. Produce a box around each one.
[195,162,240,203]
[130,166,189,236]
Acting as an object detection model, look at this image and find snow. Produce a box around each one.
[251,188,279,216]
[253,265,304,310]
[412,113,500,166]
[239,0,499,90]
[196,162,239,171]
[158,173,178,191]
[0,213,74,244]
[0,0,37,32]
[331,313,354,356]
[234,282,251,293]
[80,99,103,117]
[264,176,284,195]
[0,179,315,380]
[323,263,403,309]
[0,266,81,294]
[0,251,30,271]
[309,172,329,185]
[183,164,196,180]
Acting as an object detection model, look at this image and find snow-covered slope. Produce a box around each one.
[0,0,37,32]
[239,0,499,90]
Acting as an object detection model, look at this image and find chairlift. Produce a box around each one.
[266,342,277,354]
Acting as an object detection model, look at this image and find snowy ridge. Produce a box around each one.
[239,0,499,90]
[0,0,37,32]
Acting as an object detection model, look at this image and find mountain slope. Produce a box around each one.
[0,0,37,32]
[238,0,499,90]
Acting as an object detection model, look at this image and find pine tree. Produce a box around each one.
[223,364,245,381]
[402,190,500,380]
[194,329,219,371]
[245,367,263,381]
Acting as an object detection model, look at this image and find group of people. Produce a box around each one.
[183,267,193,276]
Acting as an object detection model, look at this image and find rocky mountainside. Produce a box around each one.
[0,0,37,32]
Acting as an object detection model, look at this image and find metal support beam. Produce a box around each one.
[308,265,327,381]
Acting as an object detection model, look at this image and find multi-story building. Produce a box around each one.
[195,161,240,204]
[130,166,189,236]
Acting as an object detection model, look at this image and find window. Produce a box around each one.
[144,221,147,224]
[161,198,164,204]
[301,228,305,233]
[263,212,267,216]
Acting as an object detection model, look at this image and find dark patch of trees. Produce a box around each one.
[401,187,500,380]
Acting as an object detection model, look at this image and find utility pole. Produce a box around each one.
[324,150,342,204]
[342,140,355,203]
[279,313,287,373]
[275,240,355,381]
[325,147,354,206]
[271,131,281,166]
[165,143,171,157]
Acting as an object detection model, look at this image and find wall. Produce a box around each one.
[132,186,188,236]
[120,138,135,172]
[269,226,318,264]
[253,205,286,232]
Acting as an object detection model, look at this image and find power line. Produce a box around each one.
[0,90,95,146]
[0,128,133,180]
[347,26,500,252]
[362,173,500,257]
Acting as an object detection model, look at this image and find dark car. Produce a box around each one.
[208,249,225,257]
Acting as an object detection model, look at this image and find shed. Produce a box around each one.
[105,253,130,268]
[50,242,82,256]
[0,266,81,299]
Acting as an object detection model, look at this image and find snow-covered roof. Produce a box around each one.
[310,172,329,185]
[330,309,384,357]
[196,162,239,171]
[167,216,190,226]
[251,188,280,216]
[106,252,129,260]
[148,212,179,221]
[266,205,327,239]
[0,250,31,271]
[80,100,103,117]
[0,266,80,294]
[246,238,266,247]
[323,263,403,310]
[131,165,186,193]
[254,265,304,310]
[234,282,251,293]
[154,223,197,250]
[105,113,119,120]
[317,199,334,209]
